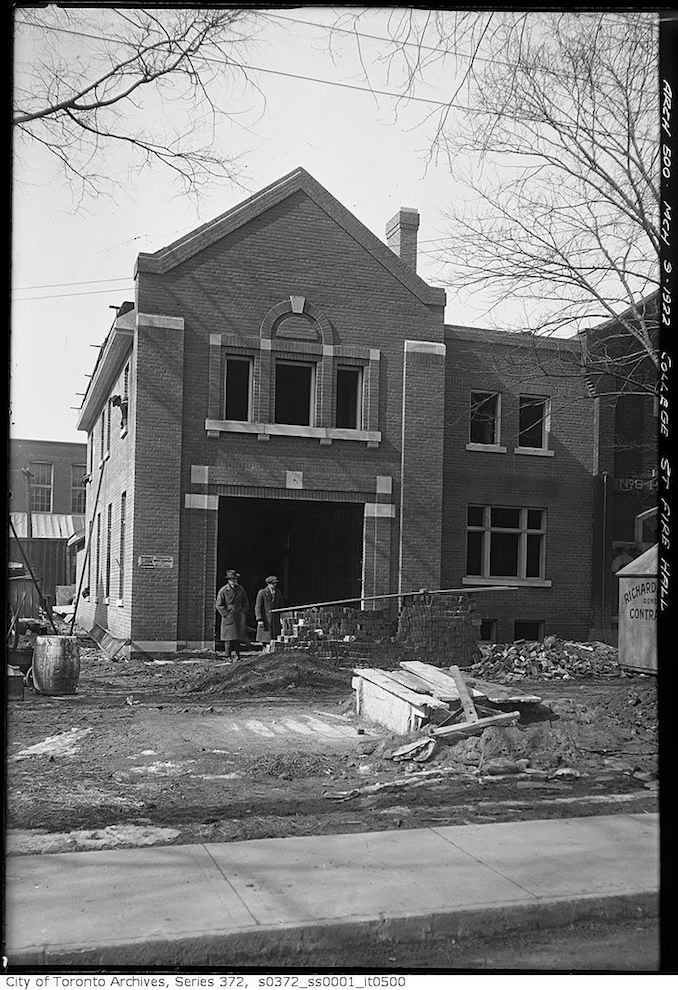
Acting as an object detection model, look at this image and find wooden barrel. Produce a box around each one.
[33,636,80,695]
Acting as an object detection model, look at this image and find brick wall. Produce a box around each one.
[9,439,87,514]
[133,186,445,646]
[76,349,135,641]
[274,592,480,667]
[442,329,596,641]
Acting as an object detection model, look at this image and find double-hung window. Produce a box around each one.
[518,395,550,451]
[275,360,315,426]
[29,462,53,512]
[467,505,547,581]
[469,391,501,446]
[71,464,87,514]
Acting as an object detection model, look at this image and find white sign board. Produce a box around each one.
[138,555,174,569]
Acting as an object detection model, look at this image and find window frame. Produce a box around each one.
[466,505,548,583]
[223,355,253,423]
[70,464,87,514]
[274,358,317,428]
[28,462,54,513]
[119,362,130,438]
[513,619,545,642]
[467,390,506,452]
[335,364,364,430]
[95,512,102,602]
[105,502,112,602]
[118,491,127,603]
[516,394,552,454]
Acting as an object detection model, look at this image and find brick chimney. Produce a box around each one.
[386,208,420,272]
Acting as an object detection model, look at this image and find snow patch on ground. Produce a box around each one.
[11,727,93,761]
[7,824,180,855]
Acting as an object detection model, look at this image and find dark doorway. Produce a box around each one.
[216,497,364,637]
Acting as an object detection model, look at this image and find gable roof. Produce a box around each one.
[616,543,658,577]
[135,167,446,308]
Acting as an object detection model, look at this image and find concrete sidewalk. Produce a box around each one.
[5,813,659,968]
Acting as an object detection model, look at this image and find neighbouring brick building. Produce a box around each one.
[74,167,626,653]
[582,293,659,641]
[8,438,87,604]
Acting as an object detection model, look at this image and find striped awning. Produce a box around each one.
[9,512,85,540]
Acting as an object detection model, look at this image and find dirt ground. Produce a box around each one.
[5,638,658,854]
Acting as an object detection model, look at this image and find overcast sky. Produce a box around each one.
[11,7,492,444]
[10,7,659,445]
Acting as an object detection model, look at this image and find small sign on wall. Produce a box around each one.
[138,555,174,568]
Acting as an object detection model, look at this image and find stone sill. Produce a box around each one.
[462,576,553,588]
[514,446,554,457]
[465,443,507,454]
[205,419,381,445]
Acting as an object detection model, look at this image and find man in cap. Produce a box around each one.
[255,575,284,653]
[215,569,249,661]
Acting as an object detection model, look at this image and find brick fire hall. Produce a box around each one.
[75,167,615,653]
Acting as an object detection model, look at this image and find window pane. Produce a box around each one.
[470,392,497,444]
[519,397,546,447]
[119,492,127,599]
[105,504,112,598]
[526,533,543,577]
[514,620,543,641]
[29,462,53,512]
[466,531,483,575]
[225,358,250,421]
[491,507,520,528]
[467,505,484,527]
[71,464,87,514]
[480,620,496,641]
[31,462,52,486]
[490,531,520,575]
[527,509,544,530]
[336,367,361,429]
[275,363,313,426]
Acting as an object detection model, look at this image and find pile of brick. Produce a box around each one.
[397,593,481,668]
[278,607,397,648]
[471,635,620,681]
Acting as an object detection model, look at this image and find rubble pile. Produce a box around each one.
[471,636,621,681]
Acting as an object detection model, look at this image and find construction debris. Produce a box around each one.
[471,636,620,681]
[352,661,527,739]
[389,737,438,763]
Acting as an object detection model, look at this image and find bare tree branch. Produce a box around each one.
[13,7,265,204]
[339,11,659,397]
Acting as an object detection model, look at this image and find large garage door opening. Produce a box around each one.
[216,497,364,632]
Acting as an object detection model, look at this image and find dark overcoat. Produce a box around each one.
[254,586,284,642]
[215,582,249,642]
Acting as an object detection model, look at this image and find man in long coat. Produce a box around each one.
[255,575,284,653]
[215,569,249,661]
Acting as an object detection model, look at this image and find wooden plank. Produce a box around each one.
[353,668,449,710]
[431,710,521,739]
[448,665,479,723]
[464,676,542,705]
[382,668,453,698]
[399,661,487,701]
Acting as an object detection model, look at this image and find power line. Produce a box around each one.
[267,11,515,69]
[13,275,132,292]
[13,18,470,111]
[13,286,135,302]
[12,237,451,296]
